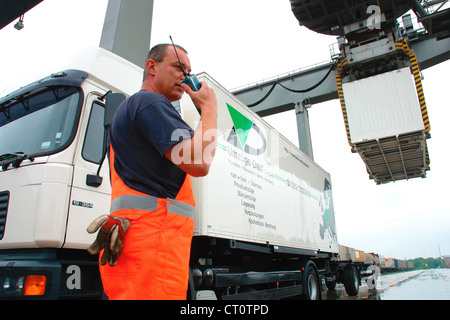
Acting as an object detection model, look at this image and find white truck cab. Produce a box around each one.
[0,48,140,298]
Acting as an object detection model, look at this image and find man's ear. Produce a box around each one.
[145,59,157,76]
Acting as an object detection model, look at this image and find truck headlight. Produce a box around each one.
[0,274,46,296]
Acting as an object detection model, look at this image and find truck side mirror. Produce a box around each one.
[104,93,126,128]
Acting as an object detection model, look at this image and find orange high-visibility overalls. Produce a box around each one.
[99,147,195,300]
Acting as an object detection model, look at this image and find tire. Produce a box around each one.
[343,265,360,296]
[303,262,321,300]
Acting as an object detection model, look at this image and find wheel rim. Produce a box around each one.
[307,273,319,300]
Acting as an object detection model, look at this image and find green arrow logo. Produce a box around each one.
[226,103,267,156]
[226,103,254,148]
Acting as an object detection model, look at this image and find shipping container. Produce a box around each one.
[353,249,366,263]
[341,67,430,184]
[343,67,424,144]
[383,258,396,269]
[338,245,366,262]
[339,245,353,261]
[394,259,407,270]
[365,252,380,265]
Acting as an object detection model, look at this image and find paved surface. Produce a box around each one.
[323,269,450,300]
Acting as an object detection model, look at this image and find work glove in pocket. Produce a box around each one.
[86,215,130,266]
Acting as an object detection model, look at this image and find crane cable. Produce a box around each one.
[247,62,337,108]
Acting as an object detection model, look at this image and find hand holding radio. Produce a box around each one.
[169,36,217,115]
[170,36,217,115]
[181,80,217,114]
[182,74,201,92]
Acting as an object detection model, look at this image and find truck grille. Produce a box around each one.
[0,191,9,240]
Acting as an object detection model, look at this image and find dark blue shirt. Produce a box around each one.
[110,90,194,199]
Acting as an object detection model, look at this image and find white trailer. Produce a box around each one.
[0,48,367,300]
[183,74,338,254]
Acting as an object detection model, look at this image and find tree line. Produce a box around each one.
[409,257,446,269]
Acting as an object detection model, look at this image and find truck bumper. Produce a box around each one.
[0,249,103,299]
[0,259,60,299]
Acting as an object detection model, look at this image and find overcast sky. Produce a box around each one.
[1,0,449,259]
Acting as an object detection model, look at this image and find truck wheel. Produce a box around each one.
[303,262,321,300]
[343,265,360,296]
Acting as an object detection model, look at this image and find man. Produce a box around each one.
[87,43,218,300]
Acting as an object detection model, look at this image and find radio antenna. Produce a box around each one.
[169,35,189,77]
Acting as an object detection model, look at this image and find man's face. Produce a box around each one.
[152,46,192,102]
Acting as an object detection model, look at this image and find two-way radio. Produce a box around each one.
[169,36,201,92]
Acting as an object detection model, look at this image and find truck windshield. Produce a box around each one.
[0,86,81,157]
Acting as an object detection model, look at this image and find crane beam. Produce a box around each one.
[232,36,450,117]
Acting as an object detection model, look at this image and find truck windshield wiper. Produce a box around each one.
[0,152,35,171]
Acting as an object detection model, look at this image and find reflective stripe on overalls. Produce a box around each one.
[99,146,196,300]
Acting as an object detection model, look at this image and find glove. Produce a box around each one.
[86,215,130,266]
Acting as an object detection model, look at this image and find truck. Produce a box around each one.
[0,47,371,300]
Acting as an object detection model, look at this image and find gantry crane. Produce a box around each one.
[234,0,450,184]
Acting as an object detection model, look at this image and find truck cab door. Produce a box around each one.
[64,92,112,249]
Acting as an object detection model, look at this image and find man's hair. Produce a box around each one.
[143,43,188,80]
